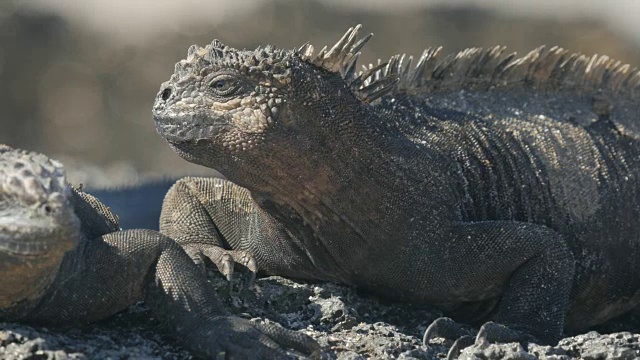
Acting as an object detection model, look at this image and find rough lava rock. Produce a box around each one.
[0,317,191,359]
[2,273,640,359]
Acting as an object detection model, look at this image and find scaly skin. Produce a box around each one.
[152,25,640,355]
[0,145,319,359]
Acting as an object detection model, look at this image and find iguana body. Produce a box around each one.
[152,25,640,351]
[0,145,318,358]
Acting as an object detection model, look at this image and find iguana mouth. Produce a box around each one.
[154,115,225,143]
[0,220,77,257]
[0,237,58,257]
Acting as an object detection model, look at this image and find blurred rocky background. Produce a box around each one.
[1,0,640,184]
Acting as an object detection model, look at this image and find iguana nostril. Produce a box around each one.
[160,87,172,101]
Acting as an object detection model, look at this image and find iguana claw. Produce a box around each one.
[205,247,258,287]
[424,317,536,358]
[446,335,475,360]
[424,317,475,358]
[423,317,472,344]
[184,243,258,287]
[475,321,536,345]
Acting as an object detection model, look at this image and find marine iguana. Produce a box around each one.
[0,145,319,359]
[152,24,640,357]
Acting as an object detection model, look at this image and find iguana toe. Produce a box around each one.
[200,245,258,285]
[423,317,472,344]
[446,335,475,360]
[193,316,319,359]
[180,243,258,285]
[255,321,322,358]
[475,321,537,345]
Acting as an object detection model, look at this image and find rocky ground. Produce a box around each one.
[2,271,640,359]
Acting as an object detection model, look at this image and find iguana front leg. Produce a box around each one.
[160,177,318,281]
[22,229,319,358]
[159,176,257,281]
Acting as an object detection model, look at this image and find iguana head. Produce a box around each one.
[153,26,447,266]
[152,26,394,189]
[0,145,81,308]
[0,146,79,258]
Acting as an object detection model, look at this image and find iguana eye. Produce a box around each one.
[38,203,54,215]
[209,75,238,96]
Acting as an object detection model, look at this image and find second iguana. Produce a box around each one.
[151,25,640,356]
[0,145,319,359]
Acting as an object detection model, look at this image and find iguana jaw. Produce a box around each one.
[0,224,75,311]
[0,216,77,257]
[154,113,226,143]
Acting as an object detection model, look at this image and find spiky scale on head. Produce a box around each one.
[297,24,397,102]
[153,37,302,158]
[0,146,69,210]
[174,39,292,81]
[153,28,385,203]
[152,24,397,163]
